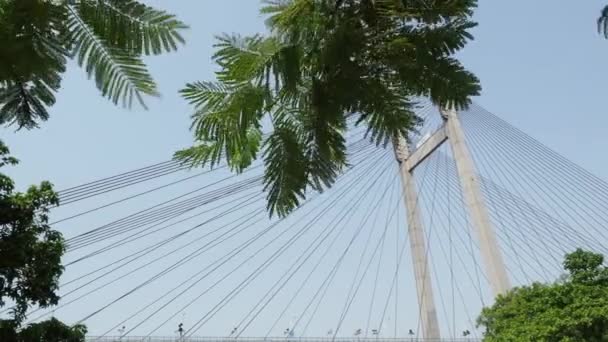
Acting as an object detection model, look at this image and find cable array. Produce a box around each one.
[12,102,608,339]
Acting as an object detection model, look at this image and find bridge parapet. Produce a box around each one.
[86,337,479,342]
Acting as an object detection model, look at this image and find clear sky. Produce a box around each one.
[2,0,608,338]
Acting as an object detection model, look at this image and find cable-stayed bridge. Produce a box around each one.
[3,102,607,341]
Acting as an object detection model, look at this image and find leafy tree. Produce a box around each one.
[177,0,481,217]
[0,318,86,342]
[0,0,187,129]
[477,249,608,341]
[599,5,608,38]
[0,140,65,324]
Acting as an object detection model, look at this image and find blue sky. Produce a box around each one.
[2,0,608,338]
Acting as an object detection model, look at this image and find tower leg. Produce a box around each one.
[393,136,441,339]
[443,108,511,296]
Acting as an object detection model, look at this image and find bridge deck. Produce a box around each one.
[86,337,480,342]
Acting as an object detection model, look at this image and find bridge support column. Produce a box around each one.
[392,135,441,339]
[442,107,511,296]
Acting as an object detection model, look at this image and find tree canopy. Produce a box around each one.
[0,318,86,342]
[477,249,608,341]
[0,0,187,129]
[177,0,481,217]
[0,140,65,324]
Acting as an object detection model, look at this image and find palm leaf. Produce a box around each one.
[401,19,477,56]
[375,0,477,23]
[75,0,188,55]
[0,82,52,130]
[174,142,222,170]
[263,123,308,217]
[355,80,421,147]
[66,4,159,108]
[213,33,283,86]
[180,81,231,112]
[177,81,266,172]
[298,82,348,192]
[416,56,481,110]
[600,5,608,38]
[182,81,266,137]
[260,0,316,34]
[304,122,347,192]
[0,0,67,129]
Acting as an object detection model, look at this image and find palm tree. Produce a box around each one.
[176,0,481,217]
[599,5,608,38]
[0,0,187,129]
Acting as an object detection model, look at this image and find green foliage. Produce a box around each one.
[1,318,86,342]
[0,140,66,324]
[178,0,481,217]
[599,5,608,38]
[0,0,67,129]
[477,249,608,341]
[0,0,187,129]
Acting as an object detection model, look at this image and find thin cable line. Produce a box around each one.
[51,168,221,225]
[300,141,435,337]
[464,114,608,254]
[332,171,397,338]
[364,182,398,337]
[332,177,402,339]
[59,164,187,204]
[65,167,263,246]
[465,107,608,244]
[237,168,398,337]
[133,148,386,338]
[25,193,264,323]
[184,153,394,338]
[57,160,179,195]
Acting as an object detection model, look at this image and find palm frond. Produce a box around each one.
[174,126,263,173]
[304,122,347,192]
[400,19,477,56]
[185,82,266,137]
[180,81,231,112]
[66,4,158,108]
[375,0,478,23]
[75,0,188,55]
[174,142,221,169]
[0,0,185,128]
[0,81,53,130]
[355,80,421,147]
[0,0,67,129]
[261,0,316,33]
[260,0,292,15]
[263,123,308,217]
[411,56,481,110]
[297,81,349,192]
[599,5,608,38]
[261,0,294,28]
[176,81,266,172]
[213,33,283,86]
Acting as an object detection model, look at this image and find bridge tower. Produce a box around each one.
[392,106,511,339]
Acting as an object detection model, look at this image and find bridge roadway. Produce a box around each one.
[86,337,480,342]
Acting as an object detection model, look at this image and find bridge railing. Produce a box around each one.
[86,337,480,342]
